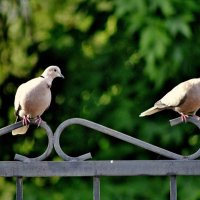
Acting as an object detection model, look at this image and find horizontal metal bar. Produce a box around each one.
[1,160,200,177]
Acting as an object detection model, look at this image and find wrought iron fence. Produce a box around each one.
[0,116,200,200]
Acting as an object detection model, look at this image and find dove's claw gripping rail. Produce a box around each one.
[35,116,42,127]
[180,113,188,123]
[22,115,30,126]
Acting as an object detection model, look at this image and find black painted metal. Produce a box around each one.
[93,177,100,200]
[16,177,23,200]
[54,118,181,160]
[0,116,200,200]
[0,160,200,177]
[0,119,54,162]
[170,176,177,200]
[15,120,54,162]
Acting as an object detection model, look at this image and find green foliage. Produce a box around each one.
[1,0,200,199]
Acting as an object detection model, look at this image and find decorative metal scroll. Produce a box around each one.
[0,116,200,161]
[0,119,54,162]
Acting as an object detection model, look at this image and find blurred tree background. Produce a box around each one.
[1,0,200,199]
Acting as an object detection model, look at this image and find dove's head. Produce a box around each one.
[42,66,64,79]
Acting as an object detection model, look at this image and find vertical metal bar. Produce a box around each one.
[93,176,100,200]
[170,176,177,200]
[16,177,23,200]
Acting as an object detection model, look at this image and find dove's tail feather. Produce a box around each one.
[12,125,29,136]
[139,106,161,117]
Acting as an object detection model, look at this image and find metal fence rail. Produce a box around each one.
[0,116,200,200]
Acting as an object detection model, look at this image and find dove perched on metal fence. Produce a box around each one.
[139,78,200,121]
[12,66,64,135]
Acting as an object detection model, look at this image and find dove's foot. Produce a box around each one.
[180,113,188,122]
[35,116,42,127]
[22,115,30,126]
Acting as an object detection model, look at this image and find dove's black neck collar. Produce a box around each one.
[40,75,52,88]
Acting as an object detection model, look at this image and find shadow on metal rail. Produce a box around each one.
[0,116,199,162]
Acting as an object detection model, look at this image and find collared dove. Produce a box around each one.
[139,78,200,121]
[12,66,64,135]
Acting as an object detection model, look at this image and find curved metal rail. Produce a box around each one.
[54,118,183,160]
[1,116,200,161]
[170,116,200,160]
[53,116,200,160]
[0,119,54,162]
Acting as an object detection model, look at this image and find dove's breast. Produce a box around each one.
[19,78,52,118]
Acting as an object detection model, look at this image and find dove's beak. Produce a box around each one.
[60,73,65,79]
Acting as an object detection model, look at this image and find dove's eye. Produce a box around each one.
[54,69,57,72]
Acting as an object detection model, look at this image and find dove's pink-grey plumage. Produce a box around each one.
[139,78,200,119]
[12,66,64,135]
